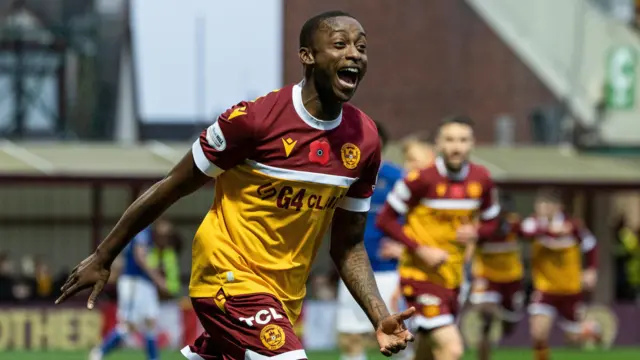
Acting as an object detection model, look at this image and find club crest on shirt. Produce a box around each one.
[436,183,447,197]
[340,143,361,169]
[260,324,286,350]
[467,182,482,198]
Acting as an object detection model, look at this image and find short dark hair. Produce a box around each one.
[299,10,355,49]
[374,120,389,148]
[436,115,475,135]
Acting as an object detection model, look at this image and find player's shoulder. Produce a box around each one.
[218,85,293,122]
[336,103,380,160]
[402,164,437,186]
[341,103,378,140]
[467,161,492,180]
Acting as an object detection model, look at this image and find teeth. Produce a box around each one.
[342,68,359,73]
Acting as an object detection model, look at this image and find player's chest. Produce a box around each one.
[251,127,367,179]
[534,234,578,250]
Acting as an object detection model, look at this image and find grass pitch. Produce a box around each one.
[3,348,640,360]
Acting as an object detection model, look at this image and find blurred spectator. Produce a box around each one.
[34,256,54,300]
[11,256,37,301]
[149,219,182,298]
[310,273,336,301]
[0,251,15,302]
[614,216,640,302]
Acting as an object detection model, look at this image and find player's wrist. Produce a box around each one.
[94,246,115,267]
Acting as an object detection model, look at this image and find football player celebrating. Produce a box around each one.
[56,11,414,360]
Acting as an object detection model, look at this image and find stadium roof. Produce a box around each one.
[1,141,640,187]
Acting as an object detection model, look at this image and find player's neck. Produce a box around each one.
[300,79,342,120]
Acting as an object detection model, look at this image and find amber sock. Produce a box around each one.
[533,344,549,360]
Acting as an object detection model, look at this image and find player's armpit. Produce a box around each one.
[330,208,390,328]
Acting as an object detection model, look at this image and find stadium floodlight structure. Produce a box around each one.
[0,0,99,140]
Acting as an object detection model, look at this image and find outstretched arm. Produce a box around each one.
[330,208,389,327]
[56,101,256,307]
[97,152,210,264]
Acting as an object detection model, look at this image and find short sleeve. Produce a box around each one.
[192,101,256,177]
[338,140,382,212]
[384,170,426,215]
[479,175,500,221]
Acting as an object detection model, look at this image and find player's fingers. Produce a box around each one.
[386,342,402,353]
[397,306,416,320]
[55,283,83,305]
[379,347,392,357]
[406,331,415,342]
[60,274,78,292]
[87,280,105,310]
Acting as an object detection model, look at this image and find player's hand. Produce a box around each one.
[456,224,478,244]
[378,239,405,260]
[415,246,448,269]
[55,252,111,310]
[582,268,598,291]
[375,307,416,357]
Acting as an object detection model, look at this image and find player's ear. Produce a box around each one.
[299,47,315,66]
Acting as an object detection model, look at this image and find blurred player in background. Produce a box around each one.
[522,189,599,360]
[377,116,500,360]
[468,193,524,360]
[385,134,435,315]
[57,11,415,360]
[337,128,435,360]
[336,121,403,360]
[90,227,168,360]
[401,133,435,174]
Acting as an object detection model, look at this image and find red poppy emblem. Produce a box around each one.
[450,184,465,199]
[309,140,330,165]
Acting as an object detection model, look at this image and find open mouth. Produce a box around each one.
[337,67,359,89]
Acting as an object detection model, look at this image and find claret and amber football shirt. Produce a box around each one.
[385,157,500,289]
[521,213,597,295]
[189,83,381,322]
[472,215,523,283]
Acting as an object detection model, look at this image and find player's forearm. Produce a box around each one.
[331,208,391,328]
[96,152,210,264]
[375,205,419,250]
